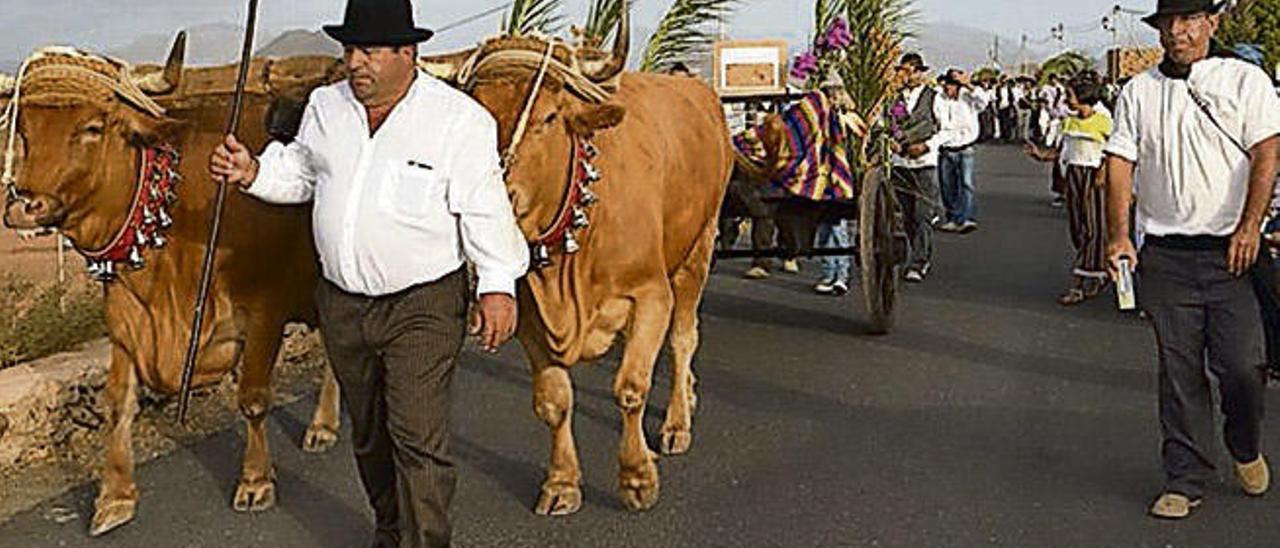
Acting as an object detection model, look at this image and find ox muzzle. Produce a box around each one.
[3,191,65,230]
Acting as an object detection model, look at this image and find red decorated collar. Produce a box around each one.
[529,136,599,269]
[79,145,180,281]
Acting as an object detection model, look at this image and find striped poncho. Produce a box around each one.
[733,91,858,202]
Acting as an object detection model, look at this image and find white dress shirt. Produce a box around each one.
[1105,58,1280,238]
[933,87,989,151]
[247,71,530,297]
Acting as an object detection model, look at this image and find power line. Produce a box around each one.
[435,2,512,35]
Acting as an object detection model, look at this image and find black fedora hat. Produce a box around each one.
[1142,0,1226,27]
[323,0,434,46]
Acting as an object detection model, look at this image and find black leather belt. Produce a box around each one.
[1146,235,1231,251]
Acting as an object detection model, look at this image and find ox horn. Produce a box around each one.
[579,0,630,83]
[133,30,187,95]
[418,47,477,84]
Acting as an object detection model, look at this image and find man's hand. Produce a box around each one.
[888,139,904,155]
[209,134,259,189]
[469,293,517,353]
[1228,225,1261,277]
[1106,237,1138,282]
[904,143,929,159]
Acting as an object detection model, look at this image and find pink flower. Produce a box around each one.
[825,17,852,50]
[790,50,819,81]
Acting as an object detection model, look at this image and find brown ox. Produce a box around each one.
[1,36,344,536]
[434,6,733,514]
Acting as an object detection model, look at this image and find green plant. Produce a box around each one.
[1038,50,1094,82]
[583,0,627,48]
[639,0,738,72]
[0,274,105,369]
[503,0,565,36]
[1220,0,1280,76]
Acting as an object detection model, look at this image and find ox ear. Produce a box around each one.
[566,103,626,137]
[121,111,187,148]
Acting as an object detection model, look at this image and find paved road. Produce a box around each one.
[3,146,1279,547]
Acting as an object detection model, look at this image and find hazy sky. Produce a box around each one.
[0,0,1159,62]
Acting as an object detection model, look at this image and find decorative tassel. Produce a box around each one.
[158,208,173,228]
[583,162,601,183]
[579,188,598,206]
[135,228,149,247]
[572,208,589,229]
[584,142,599,158]
[152,232,167,248]
[564,233,580,254]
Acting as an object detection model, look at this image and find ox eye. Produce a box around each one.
[81,122,105,140]
[543,113,558,125]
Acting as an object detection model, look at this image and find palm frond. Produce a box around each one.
[640,0,737,72]
[1038,50,1094,82]
[583,0,627,47]
[504,0,565,36]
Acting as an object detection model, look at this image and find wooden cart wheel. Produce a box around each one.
[859,167,900,335]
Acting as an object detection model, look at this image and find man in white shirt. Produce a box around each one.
[209,1,529,546]
[1104,0,1280,521]
[935,69,991,233]
[888,53,941,282]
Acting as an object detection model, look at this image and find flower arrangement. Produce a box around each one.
[790,16,853,85]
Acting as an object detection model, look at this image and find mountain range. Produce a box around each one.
[0,20,1088,76]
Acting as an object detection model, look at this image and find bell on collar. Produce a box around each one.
[579,188,598,207]
[157,208,173,228]
[564,233,580,254]
[149,184,163,201]
[584,142,599,158]
[152,232,167,248]
[135,228,149,247]
[142,207,156,225]
[582,162,602,183]
[87,259,116,281]
[531,244,552,268]
[128,246,145,269]
[572,208,589,229]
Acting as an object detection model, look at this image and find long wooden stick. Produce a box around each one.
[179,0,261,424]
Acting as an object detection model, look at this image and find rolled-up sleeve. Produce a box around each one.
[447,108,530,297]
[1242,69,1280,150]
[245,98,320,204]
[1105,84,1140,162]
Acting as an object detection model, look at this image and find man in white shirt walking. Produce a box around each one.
[1105,0,1280,520]
[935,69,991,234]
[209,0,529,545]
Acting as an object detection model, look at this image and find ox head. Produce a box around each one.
[2,32,186,250]
[455,7,630,240]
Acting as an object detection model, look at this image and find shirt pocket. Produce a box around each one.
[380,162,449,226]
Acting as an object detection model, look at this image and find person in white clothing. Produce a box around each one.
[209,0,529,546]
[1104,0,1280,521]
[935,68,991,233]
[887,52,942,282]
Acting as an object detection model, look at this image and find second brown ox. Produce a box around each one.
[432,7,734,513]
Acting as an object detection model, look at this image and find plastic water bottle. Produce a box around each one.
[1117,257,1136,311]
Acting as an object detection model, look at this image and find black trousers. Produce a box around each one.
[891,166,937,271]
[315,269,469,548]
[1139,240,1267,499]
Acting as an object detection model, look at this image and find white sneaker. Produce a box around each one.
[937,221,961,232]
[782,259,801,274]
[813,279,836,295]
[744,266,770,280]
[831,280,849,296]
[960,221,979,234]
[905,269,924,283]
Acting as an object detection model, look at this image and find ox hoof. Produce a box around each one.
[89,499,136,537]
[302,425,339,454]
[232,479,277,513]
[618,460,660,512]
[534,482,582,516]
[660,428,693,456]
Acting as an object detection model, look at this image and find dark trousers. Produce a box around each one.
[316,269,469,548]
[1139,241,1267,499]
[892,166,937,270]
[1063,165,1107,279]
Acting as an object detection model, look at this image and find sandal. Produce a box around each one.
[1057,288,1087,306]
